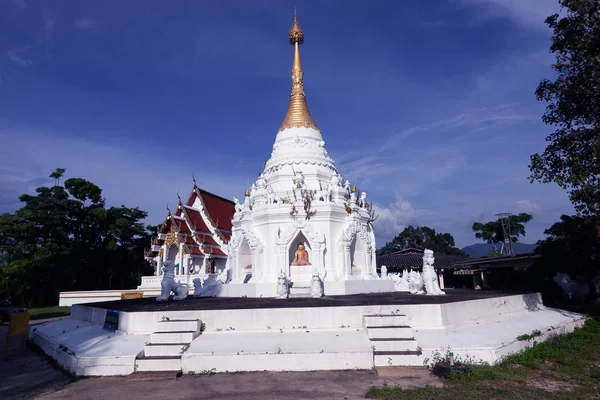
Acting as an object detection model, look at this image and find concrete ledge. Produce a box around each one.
[416,307,586,365]
[29,318,148,376]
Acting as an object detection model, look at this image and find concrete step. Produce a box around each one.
[289,286,312,298]
[374,351,424,367]
[369,338,419,352]
[136,356,181,372]
[150,331,198,344]
[155,319,201,333]
[144,343,189,357]
[364,314,408,327]
[366,326,413,339]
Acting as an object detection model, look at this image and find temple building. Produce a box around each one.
[140,180,235,290]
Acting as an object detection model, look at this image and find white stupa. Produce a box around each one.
[226,15,393,297]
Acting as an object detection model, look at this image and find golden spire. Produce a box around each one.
[278,13,319,133]
[351,183,357,193]
[244,187,250,197]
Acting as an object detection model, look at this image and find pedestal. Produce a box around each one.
[289,265,313,284]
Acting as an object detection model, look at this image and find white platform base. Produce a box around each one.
[34,293,586,376]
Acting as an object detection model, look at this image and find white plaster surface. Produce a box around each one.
[415,307,586,365]
[40,294,586,375]
[182,329,373,372]
[29,318,148,376]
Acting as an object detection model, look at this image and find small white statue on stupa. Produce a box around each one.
[276,272,289,299]
[310,271,323,298]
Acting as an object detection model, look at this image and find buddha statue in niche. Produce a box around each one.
[291,242,311,266]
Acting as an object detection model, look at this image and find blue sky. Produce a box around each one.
[0,0,573,249]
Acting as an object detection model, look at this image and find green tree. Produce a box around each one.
[533,215,599,301]
[530,0,600,216]
[472,213,533,254]
[0,168,153,306]
[377,225,467,256]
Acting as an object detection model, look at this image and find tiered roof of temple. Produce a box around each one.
[145,180,235,260]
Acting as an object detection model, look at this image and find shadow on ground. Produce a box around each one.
[36,368,442,400]
[0,325,71,400]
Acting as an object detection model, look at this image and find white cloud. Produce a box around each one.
[372,196,417,240]
[457,0,561,31]
[515,199,541,214]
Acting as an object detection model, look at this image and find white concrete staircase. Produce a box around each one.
[364,314,424,367]
[135,319,202,372]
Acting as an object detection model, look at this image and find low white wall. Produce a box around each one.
[71,293,540,335]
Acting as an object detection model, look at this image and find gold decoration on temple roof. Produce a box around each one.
[244,187,250,197]
[351,184,357,193]
[296,182,302,188]
[278,13,319,133]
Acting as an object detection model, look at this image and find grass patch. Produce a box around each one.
[29,306,71,320]
[368,317,600,399]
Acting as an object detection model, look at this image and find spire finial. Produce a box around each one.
[192,171,197,187]
[278,12,319,133]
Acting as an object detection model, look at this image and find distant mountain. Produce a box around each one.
[461,242,539,258]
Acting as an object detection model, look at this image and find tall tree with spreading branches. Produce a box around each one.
[472,213,534,254]
[530,0,600,215]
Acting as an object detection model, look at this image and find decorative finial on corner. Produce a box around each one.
[166,202,171,215]
[177,189,181,201]
[351,183,357,193]
[192,171,197,187]
[244,188,250,197]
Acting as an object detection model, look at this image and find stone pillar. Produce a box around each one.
[344,244,352,279]
[230,253,238,282]
[439,269,445,289]
[313,244,322,277]
[157,257,163,276]
[178,243,184,276]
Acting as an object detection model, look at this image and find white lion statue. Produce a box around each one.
[276,272,289,299]
[408,270,425,294]
[156,261,189,302]
[422,249,445,296]
[310,272,324,298]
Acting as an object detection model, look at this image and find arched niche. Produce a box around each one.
[350,235,367,277]
[288,231,312,266]
[238,237,252,275]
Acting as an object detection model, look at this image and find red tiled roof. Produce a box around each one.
[198,189,235,231]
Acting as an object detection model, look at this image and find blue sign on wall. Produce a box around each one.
[103,310,119,332]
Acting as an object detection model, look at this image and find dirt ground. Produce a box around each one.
[36,368,443,400]
[0,320,71,400]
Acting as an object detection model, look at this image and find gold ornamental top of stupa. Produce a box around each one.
[278,13,319,133]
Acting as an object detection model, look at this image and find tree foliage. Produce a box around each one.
[533,215,599,300]
[0,169,154,307]
[472,213,533,248]
[530,0,600,215]
[377,225,467,256]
